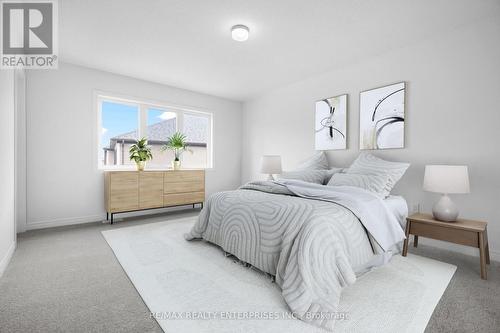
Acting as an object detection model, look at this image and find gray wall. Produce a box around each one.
[24,62,242,231]
[0,70,17,276]
[242,17,500,258]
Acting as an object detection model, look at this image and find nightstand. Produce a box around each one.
[403,213,490,279]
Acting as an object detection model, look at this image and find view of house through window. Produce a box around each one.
[100,101,139,167]
[98,96,212,169]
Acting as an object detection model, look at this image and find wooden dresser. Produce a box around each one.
[104,170,205,224]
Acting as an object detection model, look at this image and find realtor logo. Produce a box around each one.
[1,0,58,69]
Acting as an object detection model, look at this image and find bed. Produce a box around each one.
[185,178,408,331]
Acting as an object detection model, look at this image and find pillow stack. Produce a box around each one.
[277,152,409,195]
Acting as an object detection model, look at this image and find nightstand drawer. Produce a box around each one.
[410,222,478,247]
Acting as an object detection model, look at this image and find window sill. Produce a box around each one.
[98,166,211,171]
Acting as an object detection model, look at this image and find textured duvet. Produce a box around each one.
[185,180,405,331]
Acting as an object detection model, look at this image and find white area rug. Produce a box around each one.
[102,218,456,333]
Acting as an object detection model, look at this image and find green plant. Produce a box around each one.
[161,131,191,161]
[129,138,153,163]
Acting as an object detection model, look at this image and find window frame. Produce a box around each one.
[95,92,214,170]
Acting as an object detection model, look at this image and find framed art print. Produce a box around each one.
[315,94,347,150]
[359,82,405,149]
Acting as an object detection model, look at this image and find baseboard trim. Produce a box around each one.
[24,206,199,231]
[25,214,104,231]
[0,241,16,278]
[415,237,500,263]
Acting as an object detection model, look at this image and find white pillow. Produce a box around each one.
[296,151,329,170]
[345,153,409,194]
[327,173,391,198]
[278,170,326,185]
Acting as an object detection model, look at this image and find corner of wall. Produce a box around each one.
[15,69,27,234]
[0,240,16,278]
[0,69,17,278]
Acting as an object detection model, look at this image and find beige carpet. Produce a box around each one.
[102,217,456,333]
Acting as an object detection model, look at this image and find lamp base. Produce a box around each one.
[432,194,459,222]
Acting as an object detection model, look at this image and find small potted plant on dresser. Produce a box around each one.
[161,131,191,170]
[129,137,153,171]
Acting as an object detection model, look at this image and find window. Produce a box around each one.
[146,108,177,166]
[100,101,139,167]
[98,95,213,169]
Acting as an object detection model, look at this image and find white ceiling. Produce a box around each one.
[59,0,499,101]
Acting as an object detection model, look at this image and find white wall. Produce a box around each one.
[24,62,242,230]
[242,18,500,259]
[0,70,17,276]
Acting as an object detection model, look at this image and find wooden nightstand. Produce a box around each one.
[403,213,490,279]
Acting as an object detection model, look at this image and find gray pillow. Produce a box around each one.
[323,167,344,185]
[278,170,326,184]
[327,173,391,198]
[296,151,329,170]
[345,153,409,194]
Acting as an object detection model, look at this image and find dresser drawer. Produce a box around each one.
[164,181,204,194]
[164,170,204,183]
[164,191,205,207]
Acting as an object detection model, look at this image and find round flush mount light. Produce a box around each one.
[231,25,249,42]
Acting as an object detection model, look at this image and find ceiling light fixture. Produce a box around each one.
[231,25,249,42]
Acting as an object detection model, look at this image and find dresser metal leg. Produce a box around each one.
[110,213,114,225]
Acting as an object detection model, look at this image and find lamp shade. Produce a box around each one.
[260,155,282,174]
[423,165,470,194]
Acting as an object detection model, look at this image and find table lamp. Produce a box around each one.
[261,155,282,180]
[423,165,470,222]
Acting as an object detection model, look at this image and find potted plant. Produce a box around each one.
[129,138,153,171]
[161,131,191,170]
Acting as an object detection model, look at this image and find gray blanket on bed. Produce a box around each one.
[185,180,405,331]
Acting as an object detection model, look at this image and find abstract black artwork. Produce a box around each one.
[359,82,405,149]
[315,94,347,150]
